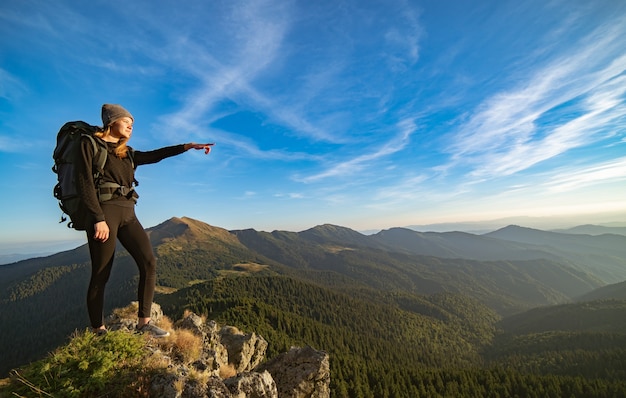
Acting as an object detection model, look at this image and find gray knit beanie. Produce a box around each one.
[101,104,133,126]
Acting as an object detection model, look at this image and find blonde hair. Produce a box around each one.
[95,124,130,158]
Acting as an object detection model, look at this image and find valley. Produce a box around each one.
[1,217,625,396]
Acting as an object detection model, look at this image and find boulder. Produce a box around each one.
[219,326,268,373]
[256,346,330,398]
[224,371,277,398]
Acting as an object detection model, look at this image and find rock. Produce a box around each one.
[105,301,166,332]
[98,304,330,398]
[206,376,231,398]
[218,326,268,373]
[201,323,231,377]
[149,373,183,398]
[224,371,277,398]
[256,346,330,398]
[182,378,208,398]
[177,312,205,335]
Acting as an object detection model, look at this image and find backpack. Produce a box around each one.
[52,121,135,230]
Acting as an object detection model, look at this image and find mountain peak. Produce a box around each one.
[305,223,357,234]
[486,224,555,240]
[299,224,370,246]
[147,216,242,247]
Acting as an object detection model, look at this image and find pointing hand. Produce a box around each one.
[185,143,215,154]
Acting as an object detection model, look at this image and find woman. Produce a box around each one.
[78,104,213,337]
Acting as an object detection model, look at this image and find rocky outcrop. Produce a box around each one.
[106,303,330,398]
[256,346,330,398]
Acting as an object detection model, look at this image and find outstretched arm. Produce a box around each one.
[184,142,214,154]
[133,142,215,166]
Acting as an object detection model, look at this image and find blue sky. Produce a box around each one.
[1,0,626,252]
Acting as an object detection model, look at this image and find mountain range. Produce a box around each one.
[1,216,625,395]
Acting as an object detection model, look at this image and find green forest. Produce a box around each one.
[2,218,626,396]
[159,275,626,397]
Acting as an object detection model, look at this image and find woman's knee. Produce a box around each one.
[143,255,157,276]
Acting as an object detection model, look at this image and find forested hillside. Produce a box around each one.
[232,224,603,315]
[1,217,625,396]
[577,280,626,302]
[158,275,626,396]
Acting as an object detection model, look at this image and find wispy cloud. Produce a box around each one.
[446,18,626,180]
[370,174,432,204]
[153,5,349,148]
[160,14,288,128]
[274,192,305,200]
[0,3,61,40]
[208,128,321,162]
[544,157,626,193]
[0,69,27,100]
[296,118,417,183]
[384,0,422,68]
[150,0,428,149]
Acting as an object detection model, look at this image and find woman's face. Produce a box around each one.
[109,117,133,140]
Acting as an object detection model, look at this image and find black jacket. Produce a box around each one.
[77,137,186,224]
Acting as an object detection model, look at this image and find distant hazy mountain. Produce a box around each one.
[552,224,626,236]
[577,280,626,302]
[0,253,49,265]
[406,218,626,234]
[371,227,564,261]
[0,239,84,266]
[232,222,604,314]
[485,225,626,283]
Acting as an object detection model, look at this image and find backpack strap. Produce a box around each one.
[91,141,137,202]
[97,182,136,202]
[128,147,139,187]
[83,134,108,179]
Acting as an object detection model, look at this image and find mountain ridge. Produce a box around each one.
[486,225,626,283]
[4,217,620,305]
[2,216,626,395]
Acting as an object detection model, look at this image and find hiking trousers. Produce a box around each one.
[85,202,156,328]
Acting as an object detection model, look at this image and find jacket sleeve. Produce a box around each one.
[76,137,106,223]
[132,144,187,167]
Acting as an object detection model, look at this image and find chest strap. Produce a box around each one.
[98,182,136,202]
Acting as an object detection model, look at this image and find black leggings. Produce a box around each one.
[86,203,156,328]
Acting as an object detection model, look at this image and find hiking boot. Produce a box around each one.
[94,328,108,337]
[136,320,170,338]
